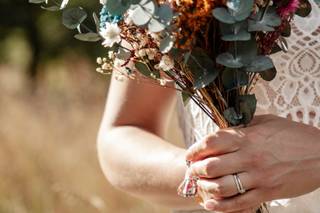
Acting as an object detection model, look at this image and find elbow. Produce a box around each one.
[96,127,133,192]
[97,129,121,190]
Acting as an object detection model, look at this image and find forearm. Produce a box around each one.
[97,126,198,210]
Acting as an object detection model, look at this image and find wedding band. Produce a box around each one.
[233,174,246,194]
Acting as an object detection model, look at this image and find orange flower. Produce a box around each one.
[169,0,225,49]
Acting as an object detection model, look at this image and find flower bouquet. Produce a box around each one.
[30,0,312,211]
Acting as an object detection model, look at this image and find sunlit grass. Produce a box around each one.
[0,59,172,213]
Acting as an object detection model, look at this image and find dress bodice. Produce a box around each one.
[175,1,320,212]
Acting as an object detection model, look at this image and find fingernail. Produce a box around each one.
[205,200,217,210]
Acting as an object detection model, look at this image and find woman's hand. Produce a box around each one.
[186,114,320,212]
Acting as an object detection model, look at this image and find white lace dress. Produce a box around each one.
[175,1,320,212]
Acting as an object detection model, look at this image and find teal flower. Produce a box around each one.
[99,5,122,29]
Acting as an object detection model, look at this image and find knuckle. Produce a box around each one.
[202,159,213,176]
[203,158,219,177]
[212,182,228,197]
[202,134,215,149]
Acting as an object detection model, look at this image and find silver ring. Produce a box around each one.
[233,174,246,194]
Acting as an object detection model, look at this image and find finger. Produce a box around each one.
[204,190,264,212]
[186,129,244,162]
[190,153,245,178]
[197,173,256,199]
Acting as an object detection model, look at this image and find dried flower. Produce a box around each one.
[158,55,174,71]
[277,0,300,17]
[96,57,103,65]
[146,48,157,60]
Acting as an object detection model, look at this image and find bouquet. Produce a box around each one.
[30,0,312,211]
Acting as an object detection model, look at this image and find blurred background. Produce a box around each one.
[0,1,181,212]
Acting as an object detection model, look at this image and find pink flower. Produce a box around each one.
[277,0,300,17]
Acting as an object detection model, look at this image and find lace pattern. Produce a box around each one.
[255,0,320,127]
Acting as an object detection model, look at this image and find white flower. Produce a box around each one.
[136,49,147,58]
[146,48,157,60]
[96,57,103,64]
[100,23,121,48]
[108,51,115,59]
[158,55,174,71]
[148,32,161,43]
[100,0,107,5]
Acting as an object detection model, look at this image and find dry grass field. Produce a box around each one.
[0,58,178,213]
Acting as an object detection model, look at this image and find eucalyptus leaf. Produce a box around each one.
[278,36,289,53]
[62,7,87,29]
[246,56,274,72]
[41,5,60,11]
[116,47,131,60]
[74,33,101,42]
[60,0,69,9]
[77,25,82,34]
[181,91,191,105]
[216,52,244,68]
[131,0,141,4]
[160,35,175,53]
[248,7,281,32]
[193,70,219,90]
[131,0,156,26]
[186,48,219,89]
[235,39,257,65]
[248,21,275,31]
[220,22,251,41]
[148,4,173,32]
[131,6,152,25]
[135,61,152,77]
[295,0,312,17]
[226,0,254,21]
[220,22,246,35]
[239,94,257,125]
[29,0,46,4]
[93,12,100,32]
[169,48,184,61]
[270,43,282,54]
[223,107,242,126]
[106,0,132,16]
[183,51,191,64]
[222,30,251,41]
[260,67,277,81]
[212,8,236,24]
[187,49,215,75]
[281,23,291,37]
[222,68,249,90]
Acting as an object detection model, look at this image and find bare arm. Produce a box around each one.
[97,72,198,210]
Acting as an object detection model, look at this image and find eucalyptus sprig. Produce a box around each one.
[29,0,101,42]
